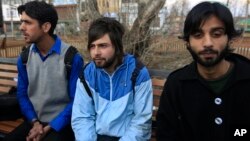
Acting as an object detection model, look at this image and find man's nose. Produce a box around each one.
[93,46,101,55]
[203,35,213,48]
[19,23,24,31]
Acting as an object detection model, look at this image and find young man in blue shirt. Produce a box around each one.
[3,1,83,141]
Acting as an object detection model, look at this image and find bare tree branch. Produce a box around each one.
[124,0,166,57]
[80,0,101,22]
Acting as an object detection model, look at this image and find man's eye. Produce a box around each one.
[99,44,108,48]
[192,32,203,38]
[89,45,95,49]
[212,32,224,38]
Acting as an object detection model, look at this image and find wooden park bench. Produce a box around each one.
[0,62,18,93]
[0,57,23,139]
[0,59,170,140]
[149,69,169,141]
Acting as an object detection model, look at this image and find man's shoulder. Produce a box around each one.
[227,53,250,64]
[128,56,151,84]
[83,62,96,75]
[168,63,193,80]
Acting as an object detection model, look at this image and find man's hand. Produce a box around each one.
[26,121,43,141]
[32,125,52,141]
[26,122,52,141]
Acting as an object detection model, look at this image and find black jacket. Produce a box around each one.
[157,53,250,141]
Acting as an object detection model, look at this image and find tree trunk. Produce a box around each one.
[80,0,101,22]
[79,0,165,57]
[124,0,165,57]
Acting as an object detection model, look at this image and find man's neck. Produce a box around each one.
[36,35,55,56]
[104,58,120,75]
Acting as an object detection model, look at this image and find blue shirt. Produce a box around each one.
[17,36,83,131]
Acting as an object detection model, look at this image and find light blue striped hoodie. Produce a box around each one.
[72,54,153,141]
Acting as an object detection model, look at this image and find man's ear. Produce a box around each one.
[42,22,51,33]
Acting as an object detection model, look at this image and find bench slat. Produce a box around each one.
[0,64,17,72]
[0,119,23,134]
[153,89,162,97]
[0,79,17,87]
[0,124,14,134]
[152,78,166,87]
[153,98,160,108]
[0,72,17,79]
[0,86,11,93]
[0,120,22,127]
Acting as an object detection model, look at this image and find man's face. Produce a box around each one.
[19,11,45,44]
[188,15,229,67]
[89,33,117,71]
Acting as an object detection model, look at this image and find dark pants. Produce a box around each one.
[97,134,120,141]
[3,120,75,141]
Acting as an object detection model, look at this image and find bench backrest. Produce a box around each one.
[152,77,166,121]
[149,69,169,140]
[0,61,21,137]
[151,77,166,140]
[0,64,169,139]
[0,63,17,94]
[0,119,23,135]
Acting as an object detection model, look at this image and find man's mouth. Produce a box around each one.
[94,58,104,61]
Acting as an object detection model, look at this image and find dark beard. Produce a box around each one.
[95,54,117,69]
[187,45,230,68]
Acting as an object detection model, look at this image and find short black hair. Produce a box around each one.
[88,17,125,59]
[181,1,242,41]
[17,1,58,36]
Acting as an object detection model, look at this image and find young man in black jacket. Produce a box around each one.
[157,1,250,141]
